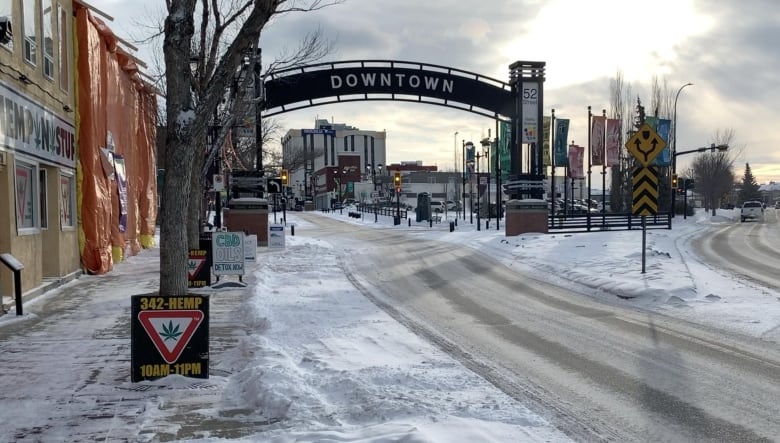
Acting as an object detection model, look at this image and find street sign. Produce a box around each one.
[632,166,659,216]
[267,178,283,194]
[213,174,224,191]
[230,170,265,195]
[626,123,667,166]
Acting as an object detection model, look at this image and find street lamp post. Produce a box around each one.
[366,163,382,222]
[481,138,491,229]
[462,140,466,221]
[334,169,343,215]
[475,150,482,231]
[453,131,459,174]
[464,141,474,224]
[671,82,693,217]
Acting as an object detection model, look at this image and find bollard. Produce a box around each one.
[291,225,295,236]
[486,220,489,229]
[408,218,411,227]
[449,221,455,232]
[429,218,433,228]
[455,218,458,227]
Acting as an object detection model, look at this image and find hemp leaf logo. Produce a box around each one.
[187,260,197,271]
[160,321,183,342]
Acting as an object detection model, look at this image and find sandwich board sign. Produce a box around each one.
[130,294,209,382]
[212,231,245,276]
[244,234,257,262]
[187,249,210,288]
[269,224,285,249]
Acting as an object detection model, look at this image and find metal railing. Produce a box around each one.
[548,212,671,233]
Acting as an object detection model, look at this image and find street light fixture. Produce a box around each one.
[671,82,693,216]
[673,143,728,220]
[366,163,382,222]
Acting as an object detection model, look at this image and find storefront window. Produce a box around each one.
[15,161,38,231]
[60,173,74,228]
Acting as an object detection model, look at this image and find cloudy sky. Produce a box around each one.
[92,0,780,182]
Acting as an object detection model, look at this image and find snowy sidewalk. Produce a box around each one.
[0,230,570,442]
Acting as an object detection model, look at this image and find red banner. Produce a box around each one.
[591,116,606,166]
[606,118,621,167]
[568,145,585,179]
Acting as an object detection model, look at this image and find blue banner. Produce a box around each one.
[655,119,672,166]
[554,119,569,166]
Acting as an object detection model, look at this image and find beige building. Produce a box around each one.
[0,0,79,300]
[280,119,387,208]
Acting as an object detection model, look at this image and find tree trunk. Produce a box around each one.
[160,138,195,295]
[187,138,206,247]
[160,0,197,295]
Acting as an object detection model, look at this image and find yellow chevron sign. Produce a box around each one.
[632,166,659,216]
[626,123,666,166]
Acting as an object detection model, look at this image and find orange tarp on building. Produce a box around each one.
[75,7,157,274]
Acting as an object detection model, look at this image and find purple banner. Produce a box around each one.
[113,155,128,233]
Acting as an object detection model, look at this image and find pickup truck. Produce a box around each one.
[740,201,764,222]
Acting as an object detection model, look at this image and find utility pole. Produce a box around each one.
[254,47,263,176]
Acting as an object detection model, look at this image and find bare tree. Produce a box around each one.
[609,69,636,213]
[161,0,342,295]
[691,129,738,215]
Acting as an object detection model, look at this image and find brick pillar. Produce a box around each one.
[505,199,549,236]
[222,198,269,246]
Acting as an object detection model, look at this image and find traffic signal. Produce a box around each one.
[393,171,401,189]
[671,174,678,189]
[280,169,288,186]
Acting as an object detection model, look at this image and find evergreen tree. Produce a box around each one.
[738,163,762,203]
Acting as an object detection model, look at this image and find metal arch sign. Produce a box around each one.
[263,60,514,118]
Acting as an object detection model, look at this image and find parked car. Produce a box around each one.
[430,201,445,213]
[775,201,780,209]
[445,200,460,211]
[555,204,596,216]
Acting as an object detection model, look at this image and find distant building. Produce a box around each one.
[280,119,386,208]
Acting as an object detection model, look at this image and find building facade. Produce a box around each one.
[281,119,387,208]
[0,0,79,298]
[0,0,157,306]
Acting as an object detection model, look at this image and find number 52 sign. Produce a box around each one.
[521,82,540,143]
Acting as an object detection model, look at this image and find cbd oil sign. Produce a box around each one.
[212,231,245,276]
[131,295,209,382]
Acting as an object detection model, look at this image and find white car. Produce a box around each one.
[740,201,764,222]
[429,201,444,213]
